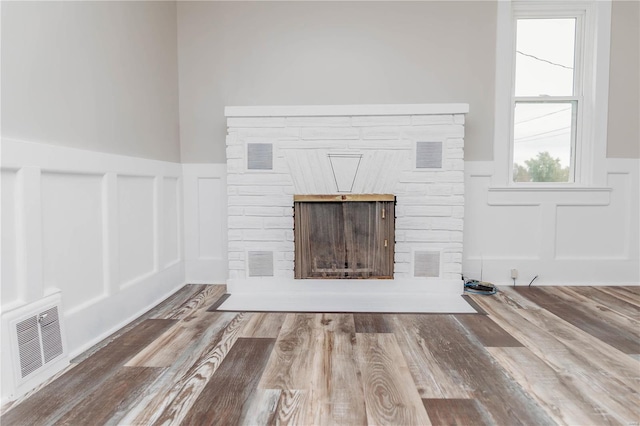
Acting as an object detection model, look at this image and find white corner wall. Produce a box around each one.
[463,159,640,285]
[1,139,185,403]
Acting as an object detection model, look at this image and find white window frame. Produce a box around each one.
[492,0,612,188]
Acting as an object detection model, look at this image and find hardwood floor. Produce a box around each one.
[2,285,639,425]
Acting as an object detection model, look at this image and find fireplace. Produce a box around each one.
[294,195,395,279]
[224,103,468,296]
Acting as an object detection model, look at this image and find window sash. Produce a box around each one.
[509,9,585,185]
[511,99,579,183]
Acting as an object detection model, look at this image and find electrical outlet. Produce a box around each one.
[510,269,518,279]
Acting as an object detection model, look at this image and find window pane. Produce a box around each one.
[515,18,576,96]
[513,102,575,182]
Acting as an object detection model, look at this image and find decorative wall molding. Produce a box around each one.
[463,158,639,285]
[182,163,228,284]
[1,139,184,403]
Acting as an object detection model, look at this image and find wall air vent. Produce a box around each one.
[416,141,443,169]
[16,316,43,378]
[247,143,273,170]
[414,251,441,278]
[14,306,64,379]
[3,293,68,401]
[247,251,274,277]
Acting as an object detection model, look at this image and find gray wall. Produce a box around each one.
[2,1,636,163]
[177,1,497,163]
[607,0,640,159]
[1,1,181,162]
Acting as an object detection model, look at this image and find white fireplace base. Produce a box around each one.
[226,278,463,296]
[217,291,476,314]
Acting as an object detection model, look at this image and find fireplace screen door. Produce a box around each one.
[294,195,395,279]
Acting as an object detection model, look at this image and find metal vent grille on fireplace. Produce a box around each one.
[248,251,274,277]
[414,251,441,277]
[247,143,273,170]
[416,141,443,169]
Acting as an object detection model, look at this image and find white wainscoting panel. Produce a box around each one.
[183,164,227,284]
[162,177,181,267]
[556,173,629,259]
[198,178,224,258]
[41,172,105,312]
[463,159,639,285]
[1,169,19,308]
[117,175,155,287]
[1,139,184,404]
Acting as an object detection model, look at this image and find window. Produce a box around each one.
[512,17,579,183]
[494,1,612,187]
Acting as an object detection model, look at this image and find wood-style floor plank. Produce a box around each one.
[354,313,392,333]
[168,285,226,319]
[422,398,489,426]
[1,319,176,425]
[240,388,282,426]
[305,314,366,426]
[454,314,523,347]
[397,314,555,426]
[120,312,248,425]
[125,287,227,368]
[259,314,318,390]
[487,347,621,425]
[272,389,308,426]
[355,333,431,426]
[71,285,206,363]
[152,284,211,320]
[181,338,276,426]
[390,315,471,399]
[54,366,162,426]
[600,286,640,307]
[117,312,239,424]
[471,288,640,425]
[240,312,287,338]
[567,286,640,320]
[258,313,366,425]
[549,286,640,341]
[514,287,640,354]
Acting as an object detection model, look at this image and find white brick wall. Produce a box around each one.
[226,106,466,283]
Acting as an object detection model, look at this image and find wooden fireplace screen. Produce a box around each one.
[294,195,395,279]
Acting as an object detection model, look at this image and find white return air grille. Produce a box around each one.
[15,306,64,379]
[2,294,68,401]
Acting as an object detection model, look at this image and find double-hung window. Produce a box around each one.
[512,14,581,183]
[498,1,612,186]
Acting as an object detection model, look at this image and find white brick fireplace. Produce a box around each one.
[225,104,468,296]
